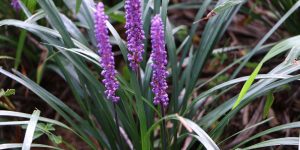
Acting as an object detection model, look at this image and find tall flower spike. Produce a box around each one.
[124,0,145,71]
[150,15,169,107]
[11,0,21,11]
[94,2,120,103]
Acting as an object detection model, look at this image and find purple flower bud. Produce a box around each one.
[150,15,169,107]
[11,0,21,11]
[94,2,120,103]
[124,0,145,71]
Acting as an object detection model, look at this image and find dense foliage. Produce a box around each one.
[1,0,300,149]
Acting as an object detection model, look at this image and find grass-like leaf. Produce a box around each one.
[235,121,300,148]
[0,144,62,150]
[76,0,82,13]
[22,110,40,150]
[263,92,274,118]
[232,63,263,109]
[237,137,299,150]
[213,0,245,14]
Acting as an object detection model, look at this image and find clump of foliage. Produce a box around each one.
[1,0,300,149]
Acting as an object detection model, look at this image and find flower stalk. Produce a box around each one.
[94,2,123,147]
[151,14,169,150]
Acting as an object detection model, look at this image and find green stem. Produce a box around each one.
[161,106,167,150]
[62,140,76,150]
[14,30,27,69]
[113,103,124,149]
[134,68,150,150]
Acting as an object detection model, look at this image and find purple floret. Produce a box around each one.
[11,0,21,11]
[150,15,169,107]
[124,0,145,71]
[94,2,120,103]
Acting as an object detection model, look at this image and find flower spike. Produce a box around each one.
[150,15,169,107]
[94,2,120,103]
[124,0,145,71]
[11,0,21,11]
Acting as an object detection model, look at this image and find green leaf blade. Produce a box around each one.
[232,63,263,109]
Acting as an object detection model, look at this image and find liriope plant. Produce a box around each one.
[1,0,300,149]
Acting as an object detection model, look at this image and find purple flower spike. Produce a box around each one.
[125,0,145,71]
[11,0,21,11]
[150,15,169,107]
[94,2,120,103]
